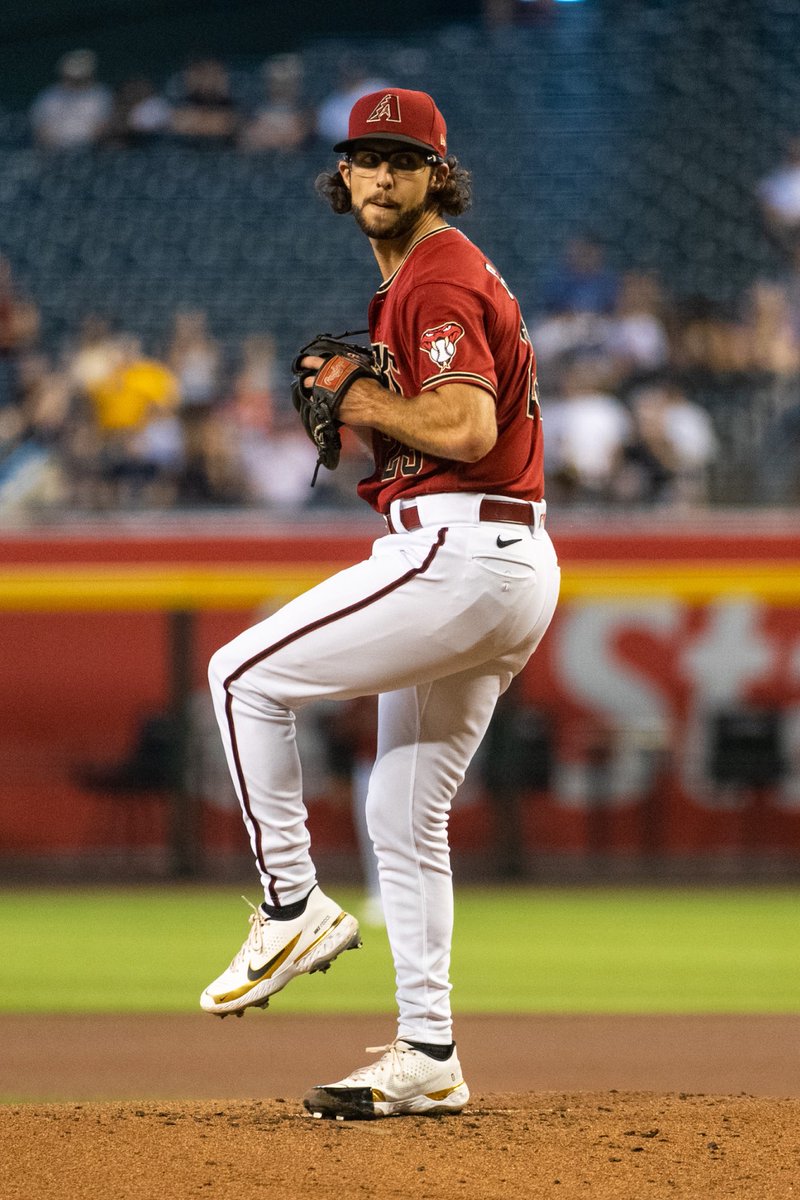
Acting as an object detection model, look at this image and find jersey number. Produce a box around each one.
[520,319,540,420]
[380,440,423,481]
[485,267,539,421]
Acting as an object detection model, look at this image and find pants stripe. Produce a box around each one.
[222,528,448,903]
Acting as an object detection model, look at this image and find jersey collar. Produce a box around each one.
[375,225,455,296]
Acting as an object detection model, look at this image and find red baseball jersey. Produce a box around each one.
[358,226,544,513]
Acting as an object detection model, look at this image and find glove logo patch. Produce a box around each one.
[366,93,402,125]
[420,322,465,372]
[315,356,358,389]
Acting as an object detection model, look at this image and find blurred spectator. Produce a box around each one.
[757,135,800,254]
[86,334,177,435]
[758,402,800,503]
[221,334,268,499]
[738,280,800,376]
[61,317,121,506]
[166,310,221,410]
[734,281,800,478]
[0,353,73,512]
[104,77,172,147]
[669,294,743,378]
[239,54,311,153]
[544,357,633,502]
[18,353,73,443]
[176,405,244,506]
[748,209,800,504]
[169,59,240,146]
[602,270,671,390]
[75,333,181,507]
[67,314,126,396]
[0,257,40,407]
[315,64,389,145]
[227,333,277,428]
[670,282,800,493]
[235,410,318,508]
[615,380,718,505]
[165,310,231,504]
[224,329,278,492]
[529,309,607,376]
[29,49,112,149]
[531,236,621,380]
[775,238,800,343]
[539,234,619,317]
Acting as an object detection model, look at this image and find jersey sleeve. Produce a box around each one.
[399,282,498,398]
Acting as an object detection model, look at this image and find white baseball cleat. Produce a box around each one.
[200,887,361,1016]
[303,1040,470,1120]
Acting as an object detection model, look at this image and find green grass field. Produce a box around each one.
[0,885,797,1014]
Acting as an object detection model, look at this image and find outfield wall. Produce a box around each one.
[1,513,799,865]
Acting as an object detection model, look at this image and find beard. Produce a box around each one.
[352,196,431,241]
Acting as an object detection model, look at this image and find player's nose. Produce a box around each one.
[373,161,394,186]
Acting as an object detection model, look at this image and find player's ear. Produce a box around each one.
[429,162,449,192]
[338,159,352,193]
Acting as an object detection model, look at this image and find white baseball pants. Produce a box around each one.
[208,497,560,1043]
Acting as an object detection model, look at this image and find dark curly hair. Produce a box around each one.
[315,155,472,217]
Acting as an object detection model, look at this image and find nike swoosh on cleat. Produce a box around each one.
[246,933,302,982]
[496,536,522,548]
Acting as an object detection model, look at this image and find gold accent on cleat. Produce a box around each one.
[212,933,302,1003]
[425,1082,465,1101]
[292,912,347,964]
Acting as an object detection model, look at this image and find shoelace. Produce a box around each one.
[229,897,268,968]
[350,1040,412,1082]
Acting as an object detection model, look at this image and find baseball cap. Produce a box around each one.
[334,89,447,158]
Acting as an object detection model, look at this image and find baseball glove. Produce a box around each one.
[291,333,378,484]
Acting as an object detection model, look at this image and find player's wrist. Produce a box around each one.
[338,376,387,426]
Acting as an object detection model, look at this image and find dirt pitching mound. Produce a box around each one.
[3,1092,799,1200]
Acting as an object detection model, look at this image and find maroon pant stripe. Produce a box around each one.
[223,528,448,903]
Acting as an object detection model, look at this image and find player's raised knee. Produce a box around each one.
[208,642,236,693]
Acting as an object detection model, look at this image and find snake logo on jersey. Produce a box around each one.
[420,322,464,372]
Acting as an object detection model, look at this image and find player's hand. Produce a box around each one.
[296,355,324,389]
[290,333,381,481]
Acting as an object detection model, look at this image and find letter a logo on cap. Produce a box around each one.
[366,93,401,124]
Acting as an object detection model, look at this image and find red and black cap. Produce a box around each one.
[334,88,447,159]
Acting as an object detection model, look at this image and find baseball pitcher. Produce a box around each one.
[200,88,560,1120]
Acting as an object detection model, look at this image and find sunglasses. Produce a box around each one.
[344,148,442,176]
